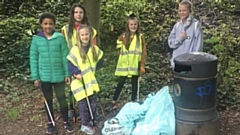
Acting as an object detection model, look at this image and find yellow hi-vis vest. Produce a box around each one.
[115,34,142,76]
[61,25,97,49]
[67,45,103,101]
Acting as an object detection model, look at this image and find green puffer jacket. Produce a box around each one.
[30,31,69,83]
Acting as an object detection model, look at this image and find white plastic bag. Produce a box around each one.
[102,86,175,135]
[115,102,145,134]
[101,118,125,135]
[102,102,144,135]
[132,86,175,135]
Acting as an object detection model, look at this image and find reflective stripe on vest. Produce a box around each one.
[68,47,102,74]
[120,50,142,56]
[67,53,78,66]
[116,67,138,72]
[115,34,142,76]
[65,25,74,49]
[68,53,97,75]
[72,80,98,95]
[63,25,97,49]
[67,45,103,101]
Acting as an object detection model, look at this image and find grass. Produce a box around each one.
[30,114,41,122]
[5,108,19,120]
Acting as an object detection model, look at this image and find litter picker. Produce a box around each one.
[82,78,95,126]
[137,76,141,102]
[137,61,141,102]
[38,81,57,133]
[39,81,55,126]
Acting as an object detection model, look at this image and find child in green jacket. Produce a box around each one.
[29,12,74,134]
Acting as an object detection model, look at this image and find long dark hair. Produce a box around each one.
[68,3,89,37]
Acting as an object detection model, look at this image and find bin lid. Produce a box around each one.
[174,52,218,78]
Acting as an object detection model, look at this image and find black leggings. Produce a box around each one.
[41,82,68,122]
[113,75,138,102]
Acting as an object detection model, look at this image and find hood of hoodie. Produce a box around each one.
[37,30,62,39]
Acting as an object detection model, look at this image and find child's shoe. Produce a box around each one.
[46,123,57,134]
[64,122,74,133]
[68,109,75,122]
[80,125,96,135]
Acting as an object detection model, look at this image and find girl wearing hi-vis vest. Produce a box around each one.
[107,14,147,110]
[67,25,103,135]
[62,3,97,49]
[61,3,98,120]
[168,0,203,69]
[61,3,97,48]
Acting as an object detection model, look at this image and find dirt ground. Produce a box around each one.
[1,87,240,135]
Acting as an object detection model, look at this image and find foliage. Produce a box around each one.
[205,22,240,110]
[202,9,240,110]
[5,108,19,120]
[2,77,31,120]
[100,0,177,52]
[0,16,36,75]
[0,0,240,110]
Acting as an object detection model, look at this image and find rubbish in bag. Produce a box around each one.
[102,86,175,135]
[101,118,124,135]
[115,102,145,134]
[102,102,144,135]
[132,86,175,135]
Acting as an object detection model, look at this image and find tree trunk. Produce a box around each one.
[83,0,101,45]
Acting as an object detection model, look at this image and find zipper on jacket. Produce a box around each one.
[47,39,52,82]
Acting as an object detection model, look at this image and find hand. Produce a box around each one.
[34,80,39,87]
[65,77,71,85]
[74,74,82,81]
[180,32,187,39]
[140,66,145,75]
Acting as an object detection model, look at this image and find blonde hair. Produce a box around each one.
[179,0,193,14]
[76,24,98,63]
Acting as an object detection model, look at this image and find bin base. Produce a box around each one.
[176,113,220,135]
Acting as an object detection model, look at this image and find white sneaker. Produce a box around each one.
[80,125,96,135]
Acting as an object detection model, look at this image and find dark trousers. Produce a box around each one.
[41,82,68,122]
[113,75,138,102]
[79,94,97,126]
[68,90,74,110]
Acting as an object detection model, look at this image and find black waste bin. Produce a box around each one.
[173,52,220,135]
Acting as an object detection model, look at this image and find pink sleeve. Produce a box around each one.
[92,37,97,45]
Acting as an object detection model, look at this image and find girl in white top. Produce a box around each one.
[168,0,203,68]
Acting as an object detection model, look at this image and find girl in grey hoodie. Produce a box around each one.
[168,0,203,68]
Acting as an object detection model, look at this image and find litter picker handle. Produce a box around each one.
[38,81,56,127]
[82,78,94,123]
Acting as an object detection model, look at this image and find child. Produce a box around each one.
[108,14,147,110]
[62,3,98,48]
[29,13,74,134]
[67,24,104,134]
[61,3,98,119]
[168,0,203,69]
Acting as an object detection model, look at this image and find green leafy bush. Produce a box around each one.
[0,0,240,110]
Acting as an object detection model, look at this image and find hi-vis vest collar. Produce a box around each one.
[63,25,97,49]
[67,45,103,101]
[115,34,142,76]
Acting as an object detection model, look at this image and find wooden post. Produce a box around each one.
[0,62,5,92]
[83,0,101,46]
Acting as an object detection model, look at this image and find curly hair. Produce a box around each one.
[39,12,56,24]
